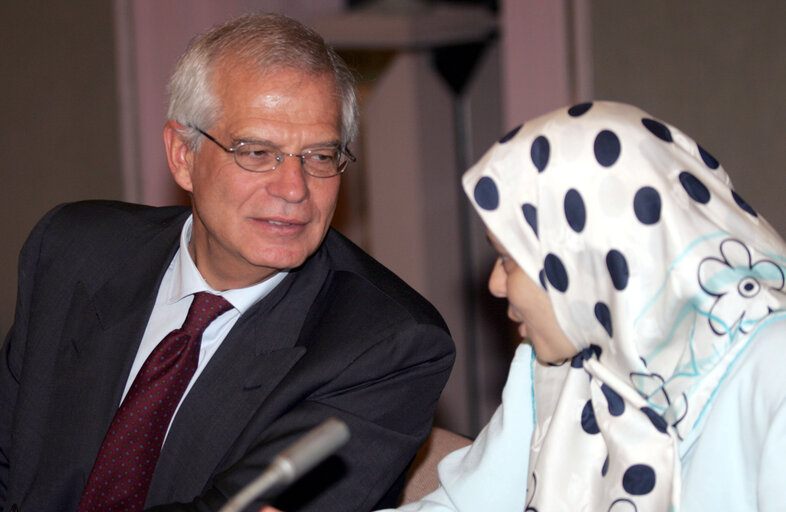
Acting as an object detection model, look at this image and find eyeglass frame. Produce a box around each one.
[193,127,356,178]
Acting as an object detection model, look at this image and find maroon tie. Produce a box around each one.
[78,292,233,512]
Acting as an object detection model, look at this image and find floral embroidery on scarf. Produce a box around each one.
[698,238,785,336]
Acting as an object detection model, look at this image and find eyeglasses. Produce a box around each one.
[195,127,355,178]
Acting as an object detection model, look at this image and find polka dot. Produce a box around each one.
[601,384,625,416]
[732,190,757,217]
[698,144,719,169]
[572,345,603,368]
[531,135,550,172]
[538,269,547,290]
[642,118,672,142]
[679,171,710,204]
[544,253,569,292]
[564,189,586,232]
[581,400,600,434]
[641,407,668,434]
[633,187,661,225]
[622,464,656,495]
[606,250,629,290]
[499,124,522,143]
[602,455,609,476]
[568,102,593,117]
[522,203,538,237]
[594,130,621,167]
[473,177,499,210]
[594,302,613,337]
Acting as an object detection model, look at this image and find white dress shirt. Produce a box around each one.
[120,215,287,434]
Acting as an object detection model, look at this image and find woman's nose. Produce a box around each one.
[488,258,507,298]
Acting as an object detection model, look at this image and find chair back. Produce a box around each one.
[399,426,472,505]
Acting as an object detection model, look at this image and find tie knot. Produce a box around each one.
[181,292,233,335]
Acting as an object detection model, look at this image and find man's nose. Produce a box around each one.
[266,155,309,202]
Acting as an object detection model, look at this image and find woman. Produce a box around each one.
[261,101,786,511]
[389,101,786,511]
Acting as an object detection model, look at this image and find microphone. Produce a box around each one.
[218,418,350,512]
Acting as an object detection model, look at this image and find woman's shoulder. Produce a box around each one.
[681,315,786,510]
[732,316,786,397]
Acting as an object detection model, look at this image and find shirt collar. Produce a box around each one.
[166,215,288,313]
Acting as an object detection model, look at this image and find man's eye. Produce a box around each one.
[238,146,275,160]
[307,150,339,163]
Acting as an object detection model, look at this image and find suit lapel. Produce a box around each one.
[43,212,186,489]
[147,245,332,504]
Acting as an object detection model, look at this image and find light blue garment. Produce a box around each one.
[384,343,535,512]
[384,318,786,511]
[680,317,786,511]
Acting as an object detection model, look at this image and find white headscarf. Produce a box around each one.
[462,101,786,511]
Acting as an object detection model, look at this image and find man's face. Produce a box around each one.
[169,62,343,289]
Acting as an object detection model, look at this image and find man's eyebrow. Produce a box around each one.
[230,135,275,145]
[230,136,343,149]
[302,139,343,150]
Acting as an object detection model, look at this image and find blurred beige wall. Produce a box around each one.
[589,1,785,236]
[0,2,123,336]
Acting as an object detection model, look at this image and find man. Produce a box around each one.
[0,13,454,512]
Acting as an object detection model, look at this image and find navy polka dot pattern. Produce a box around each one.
[594,130,621,167]
[606,250,629,290]
[698,144,719,169]
[601,384,625,416]
[474,177,499,210]
[581,401,600,434]
[641,407,668,434]
[499,124,522,143]
[564,189,586,232]
[538,269,547,290]
[622,465,656,495]
[732,190,757,217]
[679,171,710,204]
[78,293,232,512]
[531,136,550,172]
[544,254,569,292]
[594,302,614,338]
[641,118,672,142]
[522,204,538,237]
[572,344,602,368]
[633,187,661,225]
[595,302,613,337]
[461,101,786,511]
[568,102,593,117]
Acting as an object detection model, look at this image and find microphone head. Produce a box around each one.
[276,418,351,483]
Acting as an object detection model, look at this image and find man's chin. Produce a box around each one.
[246,252,310,274]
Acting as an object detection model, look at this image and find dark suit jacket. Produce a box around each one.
[0,201,455,512]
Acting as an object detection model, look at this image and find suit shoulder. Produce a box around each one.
[46,200,188,231]
[32,200,186,245]
[22,200,188,275]
[320,229,449,331]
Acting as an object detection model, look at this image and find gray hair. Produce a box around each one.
[167,13,358,150]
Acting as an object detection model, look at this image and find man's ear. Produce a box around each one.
[163,121,195,193]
